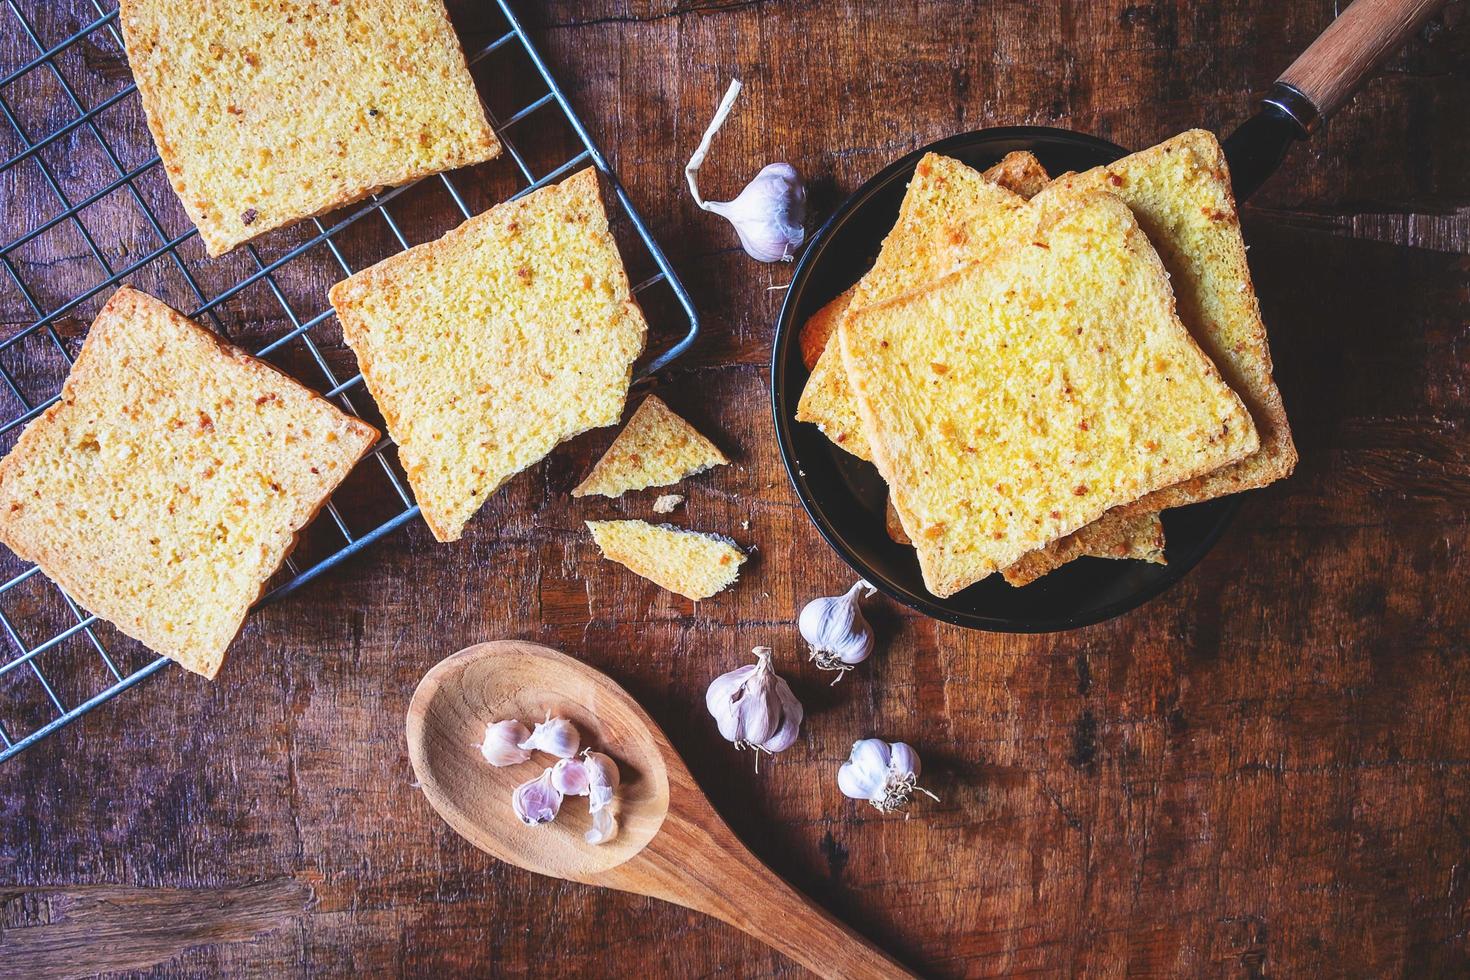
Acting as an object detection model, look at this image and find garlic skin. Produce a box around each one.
[511,768,563,826]
[517,713,581,759]
[705,646,804,767]
[800,581,877,681]
[478,719,533,767]
[581,749,621,814]
[703,163,807,263]
[837,739,939,814]
[586,806,619,845]
[551,757,590,797]
[684,79,806,264]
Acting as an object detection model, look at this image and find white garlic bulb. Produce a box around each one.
[478,719,532,767]
[581,749,621,814]
[517,712,581,759]
[511,768,563,826]
[550,756,590,797]
[799,581,877,681]
[684,80,806,264]
[837,739,938,814]
[705,646,804,768]
[586,806,619,845]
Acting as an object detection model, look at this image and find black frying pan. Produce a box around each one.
[771,0,1449,631]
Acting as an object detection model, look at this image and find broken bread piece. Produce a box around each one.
[119,0,499,255]
[1002,513,1167,588]
[0,287,379,678]
[572,396,728,498]
[586,520,746,601]
[331,168,647,543]
[840,192,1258,598]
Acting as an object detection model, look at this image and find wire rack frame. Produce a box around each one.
[0,0,699,763]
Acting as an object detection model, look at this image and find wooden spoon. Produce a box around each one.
[406,640,913,979]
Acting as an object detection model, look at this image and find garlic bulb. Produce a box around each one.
[586,806,619,845]
[837,739,939,814]
[800,581,877,681]
[478,719,532,767]
[705,646,804,768]
[551,756,590,797]
[511,768,563,825]
[685,80,806,263]
[518,712,580,759]
[581,749,621,814]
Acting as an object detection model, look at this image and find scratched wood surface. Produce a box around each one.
[2,1,1469,976]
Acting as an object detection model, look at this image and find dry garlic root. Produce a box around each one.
[799,581,877,682]
[705,646,804,770]
[481,713,621,843]
[837,739,939,814]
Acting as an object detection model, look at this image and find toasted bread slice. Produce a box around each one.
[119,0,499,255]
[796,153,1045,459]
[331,169,647,542]
[572,396,728,498]
[586,520,745,600]
[840,193,1258,597]
[0,287,378,677]
[1035,129,1296,504]
[1002,512,1167,587]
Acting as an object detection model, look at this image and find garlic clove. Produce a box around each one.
[517,712,581,759]
[800,581,877,681]
[581,750,621,814]
[551,757,590,797]
[511,768,563,826]
[585,806,619,845]
[478,719,533,767]
[887,741,921,781]
[759,675,805,754]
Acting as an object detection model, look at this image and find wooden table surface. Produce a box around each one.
[3,1,1470,976]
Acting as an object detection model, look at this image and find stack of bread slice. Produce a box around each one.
[797,131,1295,596]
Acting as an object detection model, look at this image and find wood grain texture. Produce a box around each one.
[1,0,1468,977]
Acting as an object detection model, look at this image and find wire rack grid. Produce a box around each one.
[0,0,698,763]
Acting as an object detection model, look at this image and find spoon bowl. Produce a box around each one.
[406,640,913,979]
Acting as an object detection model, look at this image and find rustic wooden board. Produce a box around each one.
[2,0,1469,976]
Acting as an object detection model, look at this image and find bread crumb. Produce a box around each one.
[652,493,683,514]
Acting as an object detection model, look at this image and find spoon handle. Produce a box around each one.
[613,794,914,979]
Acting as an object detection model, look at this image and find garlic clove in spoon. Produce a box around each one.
[799,581,878,682]
[581,749,622,814]
[550,756,590,797]
[517,711,581,759]
[511,768,564,826]
[478,719,533,767]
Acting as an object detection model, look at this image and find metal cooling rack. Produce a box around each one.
[0,0,698,763]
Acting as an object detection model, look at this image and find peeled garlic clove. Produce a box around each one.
[517,712,581,759]
[581,750,621,814]
[800,581,877,681]
[551,757,590,796]
[512,768,563,826]
[585,806,619,845]
[479,719,533,767]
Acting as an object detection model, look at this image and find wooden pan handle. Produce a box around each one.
[1276,0,1448,127]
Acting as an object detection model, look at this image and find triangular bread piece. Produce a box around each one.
[840,193,1258,597]
[330,169,647,542]
[571,396,728,498]
[0,287,379,677]
[586,520,745,600]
